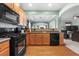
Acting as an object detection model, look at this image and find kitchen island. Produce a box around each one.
[26,31,64,46]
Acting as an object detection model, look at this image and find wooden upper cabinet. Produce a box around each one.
[23,12,27,26]
[4,3,27,26]
[4,3,20,14]
[4,3,14,9]
[19,10,24,25]
[13,4,19,14]
[19,10,27,26]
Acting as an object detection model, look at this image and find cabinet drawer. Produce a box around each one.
[0,48,9,56]
[0,41,9,52]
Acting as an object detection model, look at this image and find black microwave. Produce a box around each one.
[0,4,19,25]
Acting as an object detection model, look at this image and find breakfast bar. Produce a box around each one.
[26,31,64,46]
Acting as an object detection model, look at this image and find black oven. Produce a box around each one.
[17,34,26,55]
[10,33,26,56]
[18,38,26,55]
[10,27,26,56]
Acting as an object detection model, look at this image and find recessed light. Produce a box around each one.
[28,3,32,7]
[48,3,52,7]
[73,16,77,19]
[73,16,79,20]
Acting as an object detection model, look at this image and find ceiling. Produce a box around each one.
[20,3,79,23]
[61,5,79,23]
[20,3,67,22]
[58,4,79,30]
[20,3,67,11]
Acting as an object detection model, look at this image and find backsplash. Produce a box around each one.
[0,22,18,28]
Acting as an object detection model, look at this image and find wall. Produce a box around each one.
[72,19,79,25]
[60,18,79,30]
[49,16,58,29]
[72,19,79,30]
[49,20,55,28]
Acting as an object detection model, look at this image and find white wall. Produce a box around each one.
[72,19,79,25]
[60,21,66,30]
[72,19,79,30]
[49,20,55,28]
[49,16,58,29]
[60,18,79,30]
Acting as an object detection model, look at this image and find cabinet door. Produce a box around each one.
[35,34,42,45]
[14,5,24,25]
[4,3,14,10]
[42,34,50,45]
[19,10,24,25]
[22,12,27,26]
[0,40,9,56]
[13,4,20,14]
[0,48,9,56]
[59,33,64,45]
[0,41,9,52]
[26,33,30,45]
[29,34,36,45]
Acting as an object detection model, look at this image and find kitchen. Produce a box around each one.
[0,3,79,56]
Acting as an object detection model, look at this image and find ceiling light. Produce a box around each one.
[73,16,79,19]
[73,16,77,19]
[28,3,32,7]
[48,3,52,7]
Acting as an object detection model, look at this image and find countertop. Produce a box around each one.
[0,38,10,43]
[28,32,60,34]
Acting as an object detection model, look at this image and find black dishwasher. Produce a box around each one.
[50,32,59,46]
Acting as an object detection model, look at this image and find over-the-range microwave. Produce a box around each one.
[0,4,19,25]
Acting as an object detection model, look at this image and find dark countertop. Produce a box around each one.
[0,38,10,43]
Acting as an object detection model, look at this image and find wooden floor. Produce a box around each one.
[25,46,79,56]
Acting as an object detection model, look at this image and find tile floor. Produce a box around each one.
[64,39,79,54]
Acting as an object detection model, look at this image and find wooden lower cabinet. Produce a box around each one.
[42,34,50,45]
[29,34,36,45]
[35,34,42,45]
[26,33,30,45]
[59,33,64,45]
[0,40,9,56]
[0,47,9,56]
[29,33,50,46]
